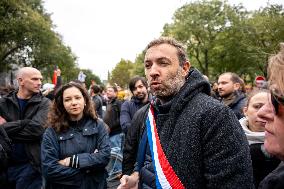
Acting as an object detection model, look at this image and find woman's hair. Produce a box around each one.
[268,43,284,95]
[47,82,97,132]
[245,89,269,107]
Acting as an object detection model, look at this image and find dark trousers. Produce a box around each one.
[6,163,42,189]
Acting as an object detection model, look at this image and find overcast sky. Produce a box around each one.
[43,0,283,80]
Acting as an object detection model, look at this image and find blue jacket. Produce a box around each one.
[120,97,149,134]
[41,117,110,189]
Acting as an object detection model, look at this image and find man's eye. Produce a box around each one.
[145,63,151,69]
[159,60,169,65]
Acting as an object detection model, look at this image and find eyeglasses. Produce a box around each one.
[271,88,284,114]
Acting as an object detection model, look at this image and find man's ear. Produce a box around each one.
[182,61,191,77]
[233,82,241,91]
[17,78,23,86]
[243,106,248,117]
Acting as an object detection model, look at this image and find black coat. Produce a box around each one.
[0,90,50,173]
[0,126,11,170]
[41,117,110,189]
[259,161,284,189]
[122,104,149,175]
[250,143,280,188]
[103,98,122,136]
[124,68,254,188]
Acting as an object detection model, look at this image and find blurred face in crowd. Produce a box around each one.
[63,86,85,121]
[243,91,268,132]
[257,88,284,160]
[218,74,239,98]
[132,80,148,101]
[144,44,189,102]
[106,87,117,100]
[245,84,253,94]
[18,67,42,98]
[212,82,218,91]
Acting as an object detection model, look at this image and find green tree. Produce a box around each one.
[80,68,102,87]
[0,0,91,84]
[132,51,146,77]
[110,59,133,88]
[162,0,284,81]
[240,4,284,77]
[163,0,248,77]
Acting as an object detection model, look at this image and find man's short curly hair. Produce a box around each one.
[145,37,189,66]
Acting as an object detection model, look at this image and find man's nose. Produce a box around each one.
[149,64,160,78]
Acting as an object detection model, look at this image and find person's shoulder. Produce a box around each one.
[0,91,15,102]
[43,127,57,139]
[133,103,150,119]
[87,117,105,129]
[121,99,133,108]
[31,93,50,103]
[191,92,225,110]
[187,92,236,122]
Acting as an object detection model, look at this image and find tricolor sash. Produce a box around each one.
[146,103,185,189]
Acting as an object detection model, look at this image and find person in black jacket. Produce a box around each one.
[218,72,247,119]
[257,43,284,189]
[41,82,110,189]
[0,67,50,189]
[0,126,11,187]
[118,37,254,189]
[103,86,123,180]
[90,84,103,118]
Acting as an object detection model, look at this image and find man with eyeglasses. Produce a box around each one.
[257,43,284,189]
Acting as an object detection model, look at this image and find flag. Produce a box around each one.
[52,66,58,85]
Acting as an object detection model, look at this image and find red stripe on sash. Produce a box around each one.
[150,107,185,189]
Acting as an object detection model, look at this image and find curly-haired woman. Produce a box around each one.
[41,82,110,189]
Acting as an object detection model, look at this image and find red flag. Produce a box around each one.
[52,67,57,85]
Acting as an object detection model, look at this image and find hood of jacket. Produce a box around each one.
[151,68,211,131]
[154,68,210,113]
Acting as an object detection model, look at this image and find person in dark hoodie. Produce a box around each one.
[218,72,247,119]
[118,37,254,189]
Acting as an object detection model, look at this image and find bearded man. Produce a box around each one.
[119,37,254,189]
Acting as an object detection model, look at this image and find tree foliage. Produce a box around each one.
[80,68,102,87]
[110,59,133,88]
[161,0,284,81]
[0,0,101,84]
[132,51,146,77]
[106,0,281,83]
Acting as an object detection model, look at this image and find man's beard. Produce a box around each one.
[135,92,146,100]
[149,68,185,100]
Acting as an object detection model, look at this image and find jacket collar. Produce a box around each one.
[4,90,43,107]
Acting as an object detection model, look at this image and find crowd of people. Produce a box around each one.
[0,38,284,189]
